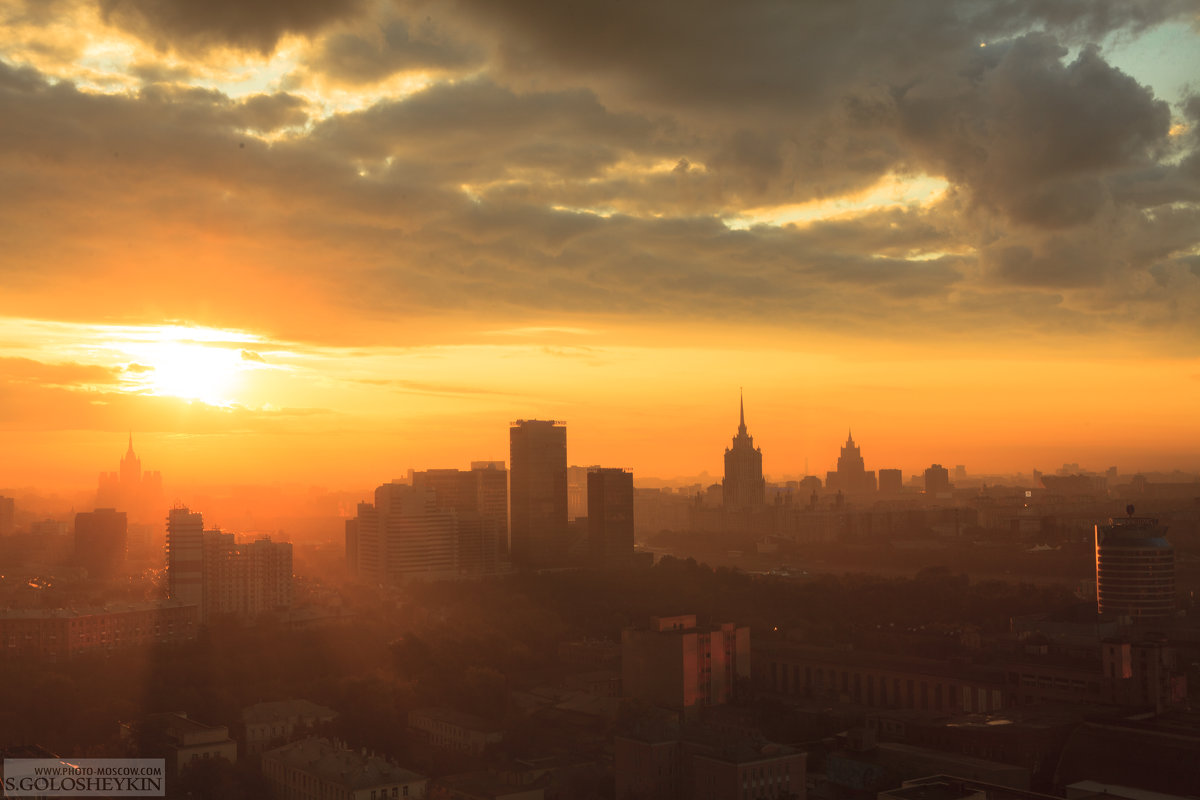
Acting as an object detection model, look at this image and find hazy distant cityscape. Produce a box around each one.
[2,400,1200,798]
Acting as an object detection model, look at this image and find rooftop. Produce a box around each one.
[263,738,425,790]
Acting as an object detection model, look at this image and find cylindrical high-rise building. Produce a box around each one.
[1095,515,1175,619]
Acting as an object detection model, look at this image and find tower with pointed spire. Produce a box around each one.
[722,391,765,511]
[97,434,164,525]
[826,430,876,494]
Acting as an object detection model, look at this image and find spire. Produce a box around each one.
[738,388,747,436]
[126,431,135,456]
[847,428,853,445]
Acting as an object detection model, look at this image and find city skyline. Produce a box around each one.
[2,3,1199,488]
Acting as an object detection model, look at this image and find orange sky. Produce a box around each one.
[1,1,1198,491]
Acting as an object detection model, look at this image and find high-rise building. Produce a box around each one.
[567,465,597,521]
[166,507,204,610]
[924,463,951,495]
[351,483,458,584]
[588,468,634,565]
[826,431,877,494]
[722,393,765,511]
[167,507,292,621]
[0,495,14,535]
[412,463,508,575]
[74,508,127,580]
[200,533,292,622]
[1096,515,1176,619]
[509,419,568,569]
[97,434,164,525]
[878,468,903,495]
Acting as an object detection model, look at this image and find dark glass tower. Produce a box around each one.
[509,420,568,569]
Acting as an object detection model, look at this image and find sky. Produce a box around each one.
[1,0,1199,490]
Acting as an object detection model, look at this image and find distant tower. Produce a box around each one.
[588,468,634,565]
[1096,514,1176,619]
[722,392,765,511]
[509,420,568,569]
[827,431,876,494]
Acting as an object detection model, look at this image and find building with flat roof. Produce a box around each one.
[407,708,504,755]
[622,614,750,714]
[350,483,458,584]
[262,737,427,800]
[509,420,568,570]
[0,601,197,661]
[74,507,127,580]
[587,468,634,565]
[1095,515,1175,619]
[242,699,338,755]
[121,712,237,776]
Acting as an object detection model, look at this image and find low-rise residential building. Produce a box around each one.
[408,708,504,755]
[0,602,197,661]
[263,738,427,800]
[121,712,237,776]
[242,699,339,755]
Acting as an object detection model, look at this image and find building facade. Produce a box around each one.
[509,420,568,570]
[0,602,197,661]
[411,463,508,576]
[166,507,205,610]
[350,483,458,584]
[587,468,634,565]
[262,737,427,800]
[826,432,876,495]
[723,394,765,512]
[622,615,751,714]
[1095,515,1175,619]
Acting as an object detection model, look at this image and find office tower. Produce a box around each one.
[0,496,14,535]
[509,419,568,569]
[1096,514,1175,619]
[878,468,903,495]
[411,462,508,575]
[826,431,877,494]
[924,464,951,494]
[567,465,596,521]
[351,483,458,584]
[166,507,204,609]
[588,468,634,565]
[74,508,127,580]
[722,393,765,511]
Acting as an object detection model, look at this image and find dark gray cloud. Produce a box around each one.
[307,18,482,85]
[98,0,368,54]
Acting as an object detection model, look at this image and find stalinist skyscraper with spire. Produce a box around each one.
[722,392,765,511]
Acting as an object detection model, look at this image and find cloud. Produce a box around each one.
[97,0,369,55]
[240,350,266,362]
[305,17,482,86]
[0,357,121,387]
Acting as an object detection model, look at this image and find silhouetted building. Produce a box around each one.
[509,420,568,569]
[567,465,597,521]
[200,532,293,622]
[351,483,458,584]
[407,708,504,755]
[0,602,197,661]
[924,464,952,495]
[262,738,426,800]
[1102,636,1186,711]
[0,495,13,535]
[242,700,338,756]
[878,468,903,495]
[122,712,236,777]
[826,431,877,494]
[722,393,765,511]
[587,468,634,565]
[622,614,750,715]
[615,717,805,800]
[1095,515,1175,619]
[74,507,127,580]
[166,507,204,610]
[411,463,508,575]
[97,434,163,525]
